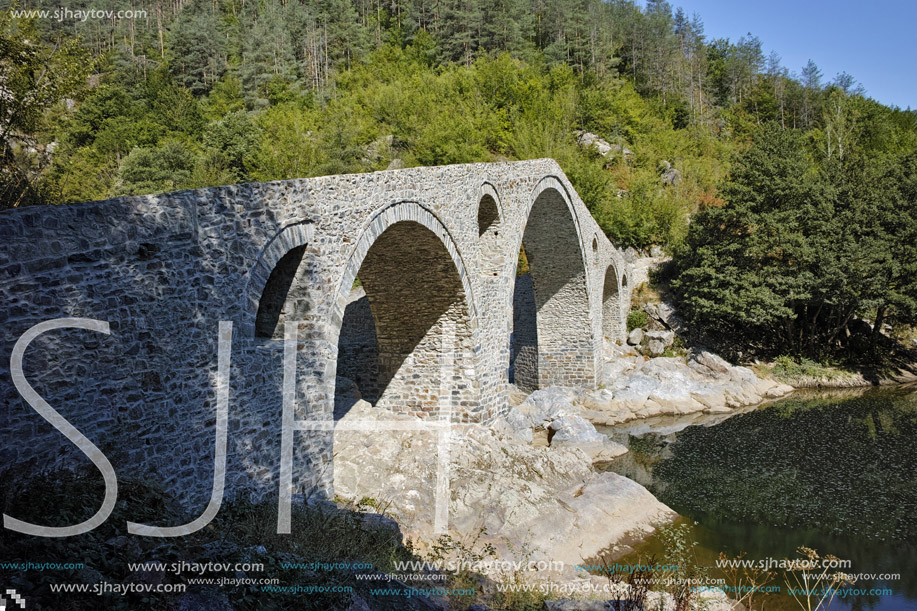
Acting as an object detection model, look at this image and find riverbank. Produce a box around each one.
[563,342,796,428]
[332,393,738,609]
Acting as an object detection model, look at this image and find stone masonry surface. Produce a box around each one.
[0,159,632,517]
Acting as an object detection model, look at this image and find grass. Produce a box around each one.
[767,355,858,384]
[629,282,663,308]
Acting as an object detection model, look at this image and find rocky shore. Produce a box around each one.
[330,333,793,609]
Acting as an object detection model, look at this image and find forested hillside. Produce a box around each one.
[2,0,916,360]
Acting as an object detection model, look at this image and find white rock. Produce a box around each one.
[612,374,659,403]
[548,413,605,445]
[627,328,644,345]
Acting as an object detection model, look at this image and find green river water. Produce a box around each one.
[600,386,917,610]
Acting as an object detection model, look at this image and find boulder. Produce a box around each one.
[579,387,615,411]
[689,349,732,375]
[333,401,671,570]
[508,387,577,430]
[612,374,659,404]
[627,327,644,345]
[548,413,603,445]
[644,330,674,356]
[645,301,688,336]
[491,415,533,443]
[662,167,682,186]
[659,160,682,186]
[576,131,614,157]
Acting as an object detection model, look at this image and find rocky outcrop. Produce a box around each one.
[499,387,628,463]
[659,160,682,186]
[575,131,633,161]
[333,399,674,568]
[583,346,793,425]
[643,329,675,356]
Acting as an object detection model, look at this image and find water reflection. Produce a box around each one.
[602,387,917,608]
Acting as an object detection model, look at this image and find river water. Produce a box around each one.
[600,386,917,610]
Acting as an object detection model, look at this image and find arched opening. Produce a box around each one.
[478,194,500,237]
[334,219,477,420]
[477,192,503,272]
[509,186,594,390]
[602,265,622,341]
[255,244,308,339]
[336,280,380,403]
[510,245,538,391]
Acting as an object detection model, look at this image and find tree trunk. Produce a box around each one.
[870,306,887,348]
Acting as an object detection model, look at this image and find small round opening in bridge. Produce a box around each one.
[592,236,598,253]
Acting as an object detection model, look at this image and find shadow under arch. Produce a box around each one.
[330,201,481,421]
[241,219,315,339]
[602,263,624,342]
[509,177,595,391]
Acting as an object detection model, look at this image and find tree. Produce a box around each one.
[168,0,227,95]
[240,0,298,108]
[114,140,198,195]
[672,125,840,357]
[799,59,822,128]
[202,110,261,180]
[1,13,90,207]
[838,152,917,348]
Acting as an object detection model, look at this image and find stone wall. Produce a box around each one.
[0,159,632,518]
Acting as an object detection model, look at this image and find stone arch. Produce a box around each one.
[602,264,623,341]
[509,177,595,390]
[478,195,500,237]
[332,201,480,420]
[243,220,314,338]
[476,182,503,271]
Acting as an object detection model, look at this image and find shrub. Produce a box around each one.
[627,309,649,331]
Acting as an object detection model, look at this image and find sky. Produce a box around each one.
[663,0,916,109]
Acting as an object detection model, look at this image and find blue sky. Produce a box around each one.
[664,0,916,109]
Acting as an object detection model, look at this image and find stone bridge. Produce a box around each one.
[0,159,631,516]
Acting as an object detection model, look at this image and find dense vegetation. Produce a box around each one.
[672,126,917,360]
[2,0,916,359]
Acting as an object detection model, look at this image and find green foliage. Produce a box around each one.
[1,10,92,207]
[202,110,261,180]
[115,141,198,196]
[627,309,649,331]
[655,521,707,611]
[168,0,227,95]
[672,121,917,360]
[769,355,854,384]
[7,0,916,268]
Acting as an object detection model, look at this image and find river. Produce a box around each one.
[599,386,917,610]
